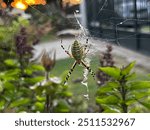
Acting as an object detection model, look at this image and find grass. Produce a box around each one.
[50,57,100,106]
[40,32,57,42]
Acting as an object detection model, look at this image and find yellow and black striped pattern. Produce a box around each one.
[71,40,83,62]
[61,39,95,85]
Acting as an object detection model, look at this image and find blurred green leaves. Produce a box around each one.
[4,59,19,67]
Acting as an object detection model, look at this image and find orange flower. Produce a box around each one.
[63,0,81,5]
[11,0,46,10]
[0,0,7,8]
[25,0,46,5]
[11,0,28,10]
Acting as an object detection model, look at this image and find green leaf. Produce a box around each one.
[3,81,15,90]
[36,96,45,102]
[24,68,33,75]
[97,82,119,95]
[121,61,136,76]
[34,86,44,95]
[54,100,70,113]
[129,106,145,113]
[10,98,30,108]
[0,100,5,111]
[99,67,121,79]
[127,90,150,100]
[125,73,136,80]
[34,102,44,112]
[126,99,137,106]
[0,81,4,92]
[96,95,119,105]
[2,69,20,80]
[25,76,44,84]
[30,64,44,71]
[103,109,120,113]
[101,104,122,113]
[126,89,150,106]
[60,91,73,97]
[138,101,150,110]
[4,59,18,67]
[128,81,150,90]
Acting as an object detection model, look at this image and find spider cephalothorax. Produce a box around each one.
[61,39,95,84]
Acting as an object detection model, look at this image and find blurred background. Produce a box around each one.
[0,0,150,113]
[2,0,150,54]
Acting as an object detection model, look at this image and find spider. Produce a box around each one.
[61,39,95,85]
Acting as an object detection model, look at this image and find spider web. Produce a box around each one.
[66,0,150,100]
[2,0,150,46]
[2,0,150,100]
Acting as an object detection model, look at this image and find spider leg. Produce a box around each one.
[83,39,89,51]
[81,60,95,80]
[64,61,77,85]
[61,40,72,57]
[83,39,91,57]
[84,45,91,56]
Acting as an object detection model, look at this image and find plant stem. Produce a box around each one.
[120,77,128,113]
[45,94,50,112]
[45,94,53,113]
[19,55,25,77]
[45,71,52,113]
[46,71,49,81]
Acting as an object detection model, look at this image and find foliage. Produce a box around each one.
[0,8,88,113]
[0,59,73,112]
[96,61,150,113]
[30,76,73,113]
[0,57,88,112]
[0,31,86,113]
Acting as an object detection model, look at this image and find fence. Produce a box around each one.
[86,0,150,54]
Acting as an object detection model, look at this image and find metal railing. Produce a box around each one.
[86,0,150,54]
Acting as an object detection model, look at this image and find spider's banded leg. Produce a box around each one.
[61,40,72,57]
[84,45,91,56]
[64,61,77,85]
[81,60,95,80]
[84,39,91,56]
[86,38,88,45]
[83,39,89,51]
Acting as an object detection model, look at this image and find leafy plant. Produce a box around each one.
[30,77,73,113]
[96,61,150,113]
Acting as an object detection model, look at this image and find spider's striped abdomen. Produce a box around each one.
[71,40,83,62]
